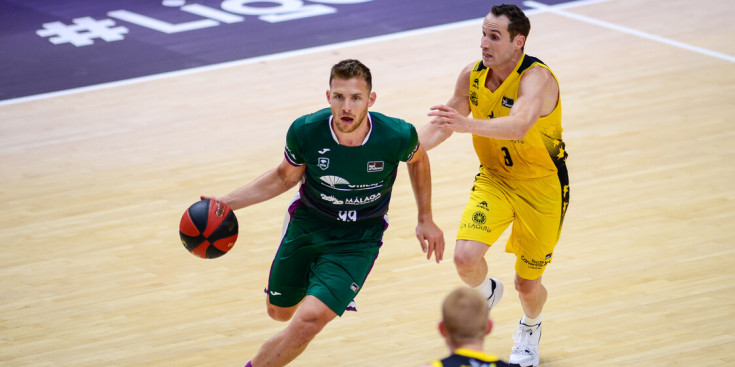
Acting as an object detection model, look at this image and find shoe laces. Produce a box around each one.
[512,325,537,353]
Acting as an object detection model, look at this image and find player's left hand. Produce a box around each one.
[416,220,445,263]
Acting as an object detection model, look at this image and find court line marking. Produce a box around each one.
[524,0,735,63]
[0,0,607,107]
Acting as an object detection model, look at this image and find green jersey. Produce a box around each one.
[284,108,419,222]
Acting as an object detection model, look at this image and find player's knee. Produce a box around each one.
[290,316,326,343]
[514,276,541,296]
[267,305,294,322]
[453,248,478,270]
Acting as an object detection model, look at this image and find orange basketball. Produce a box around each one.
[179,199,238,259]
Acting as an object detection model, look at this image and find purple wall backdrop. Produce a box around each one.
[0,0,568,101]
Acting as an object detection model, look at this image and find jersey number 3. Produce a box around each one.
[501,147,514,166]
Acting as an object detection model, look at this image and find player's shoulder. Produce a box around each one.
[289,108,330,137]
[457,61,483,88]
[518,54,554,77]
[369,111,412,131]
[461,60,482,76]
[518,54,558,92]
[519,54,545,71]
[368,112,417,151]
[452,349,510,366]
[296,107,331,126]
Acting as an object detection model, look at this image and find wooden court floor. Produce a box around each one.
[1,0,734,365]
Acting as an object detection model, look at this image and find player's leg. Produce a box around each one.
[308,237,382,316]
[508,257,547,367]
[505,174,566,367]
[455,167,513,310]
[264,204,319,321]
[251,295,337,367]
[454,239,490,287]
[507,174,564,318]
[515,274,546,320]
[266,299,301,322]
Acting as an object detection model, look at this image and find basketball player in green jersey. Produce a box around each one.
[208,59,444,367]
[419,287,510,367]
[420,5,569,367]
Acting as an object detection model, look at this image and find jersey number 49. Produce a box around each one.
[338,210,357,222]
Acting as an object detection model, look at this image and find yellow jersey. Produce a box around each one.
[429,348,509,367]
[469,54,567,179]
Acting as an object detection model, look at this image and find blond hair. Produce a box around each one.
[442,288,489,346]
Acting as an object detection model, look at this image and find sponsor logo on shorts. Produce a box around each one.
[269,290,282,296]
[367,161,384,172]
[350,282,359,293]
[472,211,486,224]
[459,222,492,233]
[521,255,552,270]
[476,201,489,211]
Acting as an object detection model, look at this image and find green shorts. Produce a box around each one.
[267,203,386,316]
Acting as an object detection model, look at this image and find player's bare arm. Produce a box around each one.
[428,65,557,141]
[215,158,305,210]
[406,145,445,263]
[419,62,474,151]
[506,65,559,131]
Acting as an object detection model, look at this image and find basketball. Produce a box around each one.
[179,199,239,259]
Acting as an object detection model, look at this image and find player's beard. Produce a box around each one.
[333,110,367,134]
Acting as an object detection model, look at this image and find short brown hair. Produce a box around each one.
[329,59,372,91]
[491,4,531,40]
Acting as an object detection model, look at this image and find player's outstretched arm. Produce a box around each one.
[406,146,445,263]
[428,65,556,141]
[206,158,305,211]
[419,63,473,150]
[418,121,453,151]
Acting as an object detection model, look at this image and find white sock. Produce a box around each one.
[521,313,542,326]
[475,277,495,299]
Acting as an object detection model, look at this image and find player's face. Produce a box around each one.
[327,77,376,134]
[480,14,524,68]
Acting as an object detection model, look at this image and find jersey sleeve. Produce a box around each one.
[284,118,305,166]
[398,122,420,162]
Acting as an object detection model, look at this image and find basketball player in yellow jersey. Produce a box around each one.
[420,4,569,366]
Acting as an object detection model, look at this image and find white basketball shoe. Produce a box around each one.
[509,321,541,367]
[486,278,504,312]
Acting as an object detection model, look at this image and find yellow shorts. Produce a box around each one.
[457,166,569,280]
